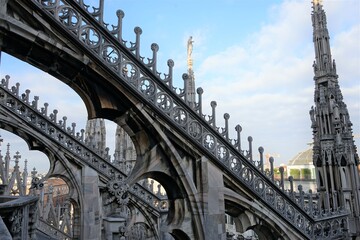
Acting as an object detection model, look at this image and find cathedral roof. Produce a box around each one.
[288,147,313,166]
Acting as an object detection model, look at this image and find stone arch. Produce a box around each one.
[139,171,182,200]
[0,21,204,238]
[224,187,297,239]
[135,171,184,226]
[0,113,87,238]
[236,212,252,233]
[107,107,204,238]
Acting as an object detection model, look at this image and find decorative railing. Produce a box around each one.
[0,75,168,214]
[5,0,350,238]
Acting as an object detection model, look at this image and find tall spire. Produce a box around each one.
[114,125,136,174]
[311,0,336,78]
[309,1,360,236]
[186,36,196,107]
[84,119,106,155]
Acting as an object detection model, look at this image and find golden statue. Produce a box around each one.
[187,36,194,69]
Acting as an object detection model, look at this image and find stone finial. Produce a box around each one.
[1,75,10,88]
[50,109,58,123]
[31,167,37,178]
[279,166,284,191]
[71,123,76,135]
[115,10,125,42]
[11,82,20,97]
[61,116,67,129]
[247,136,253,161]
[298,185,304,208]
[23,89,30,103]
[132,26,142,59]
[165,59,174,87]
[208,101,217,128]
[269,156,274,181]
[235,125,242,152]
[258,147,264,172]
[13,151,21,164]
[222,113,230,140]
[196,87,203,116]
[41,103,48,116]
[288,176,294,198]
[32,96,39,109]
[149,43,159,74]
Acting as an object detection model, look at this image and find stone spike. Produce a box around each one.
[166,59,174,87]
[223,113,230,140]
[298,185,304,208]
[196,87,203,116]
[258,147,264,172]
[279,166,285,191]
[32,96,39,109]
[182,73,189,102]
[13,151,21,170]
[71,123,76,135]
[62,116,67,129]
[24,158,27,172]
[31,167,37,178]
[150,179,154,191]
[5,143,10,181]
[1,75,10,88]
[12,82,20,96]
[235,125,242,151]
[269,156,274,182]
[157,184,162,197]
[50,109,58,123]
[134,27,142,58]
[116,10,125,42]
[80,129,85,142]
[41,103,49,116]
[22,159,28,193]
[288,176,294,199]
[150,43,159,74]
[23,89,30,103]
[94,0,104,24]
[247,136,253,161]
[209,101,217,128]
[105,147,110,161]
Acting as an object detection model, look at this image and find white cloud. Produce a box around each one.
[195,0,359,164]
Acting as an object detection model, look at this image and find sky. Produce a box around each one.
[0,0,359,174]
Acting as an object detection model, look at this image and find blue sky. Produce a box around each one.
[0,0,359,173]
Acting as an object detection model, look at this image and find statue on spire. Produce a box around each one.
[187,36,194,69]
[185,36,195,107]
[312,0,323,6]
[187,36,194,59]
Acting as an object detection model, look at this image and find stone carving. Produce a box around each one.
[0,0,357,239]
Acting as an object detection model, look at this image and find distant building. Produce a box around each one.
[287,145,316,181]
